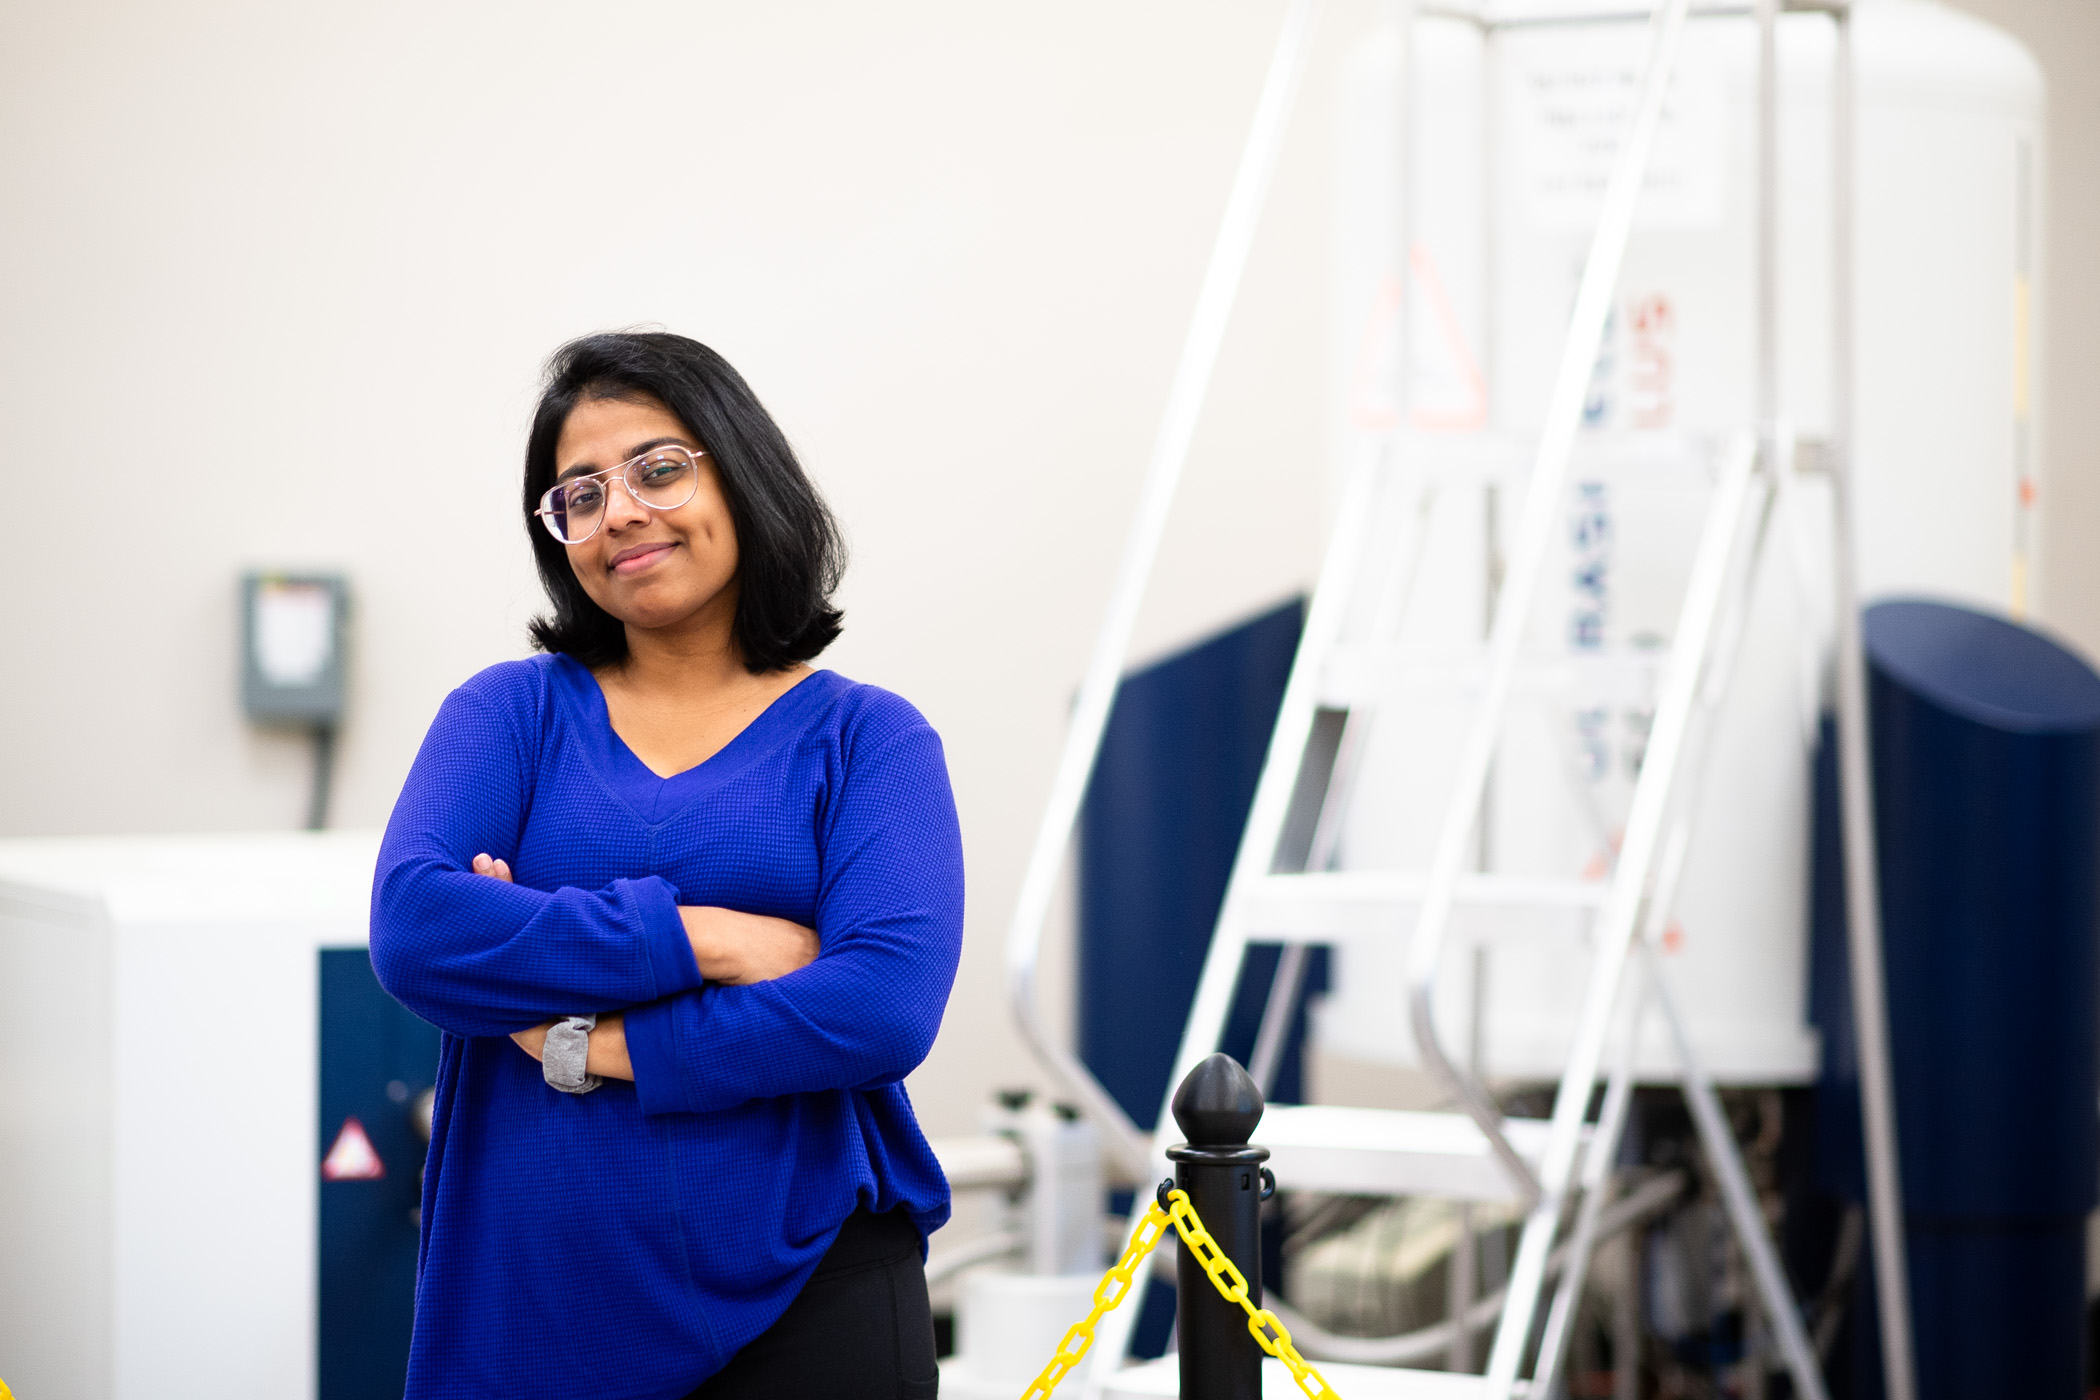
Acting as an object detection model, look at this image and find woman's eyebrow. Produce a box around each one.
[622,436,692,460]
[555,437,693,482]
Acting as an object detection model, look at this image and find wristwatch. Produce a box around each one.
[543,1013,602,1095]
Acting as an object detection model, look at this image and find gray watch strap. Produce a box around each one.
[543,1013,602,1094]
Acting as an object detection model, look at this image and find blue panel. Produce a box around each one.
[319,948,441,1400]
[1865,600,2100,1220]
[1078,598,1318,1126]
[1808,600,2100,1400]
[1078,600,1323,1359]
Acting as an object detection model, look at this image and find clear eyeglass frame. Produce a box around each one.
[535,444,707,545]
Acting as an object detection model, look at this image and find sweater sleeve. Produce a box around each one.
[622,719,965,1115]
[369,684,704,1038]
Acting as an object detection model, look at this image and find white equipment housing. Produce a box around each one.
[0,832,381,1400]
[993,1098,1107,1276]
[935,1097,1108,1399]
[1316,0,2043,1083]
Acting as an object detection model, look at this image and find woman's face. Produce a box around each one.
[553,393,741,646]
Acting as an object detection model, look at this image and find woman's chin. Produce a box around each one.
[604,592,727,637]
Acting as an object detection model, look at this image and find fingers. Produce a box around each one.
[471,854,515,882]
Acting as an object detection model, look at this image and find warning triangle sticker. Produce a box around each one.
[322,1116,386,1181]
[1342,245,1489,435]
[1406,243,1487,433]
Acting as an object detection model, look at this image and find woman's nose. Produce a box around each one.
[601,475,652,531]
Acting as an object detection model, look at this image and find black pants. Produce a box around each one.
[686,1207,940,1399]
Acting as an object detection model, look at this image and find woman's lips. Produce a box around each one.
[609,542,677,575]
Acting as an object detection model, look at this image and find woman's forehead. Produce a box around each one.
[556,392,696,465]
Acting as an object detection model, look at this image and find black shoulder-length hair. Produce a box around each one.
[522,332,845,672]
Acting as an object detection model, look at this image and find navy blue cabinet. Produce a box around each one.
[319,949,440,1400]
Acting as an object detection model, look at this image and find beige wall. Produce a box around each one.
[0,0,1370,1136]
[0,0,2091,1142]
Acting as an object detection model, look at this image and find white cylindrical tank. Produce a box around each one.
[1315,0,2043,1083]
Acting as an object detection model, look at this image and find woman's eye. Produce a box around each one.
[640,461,687,485]
[565,484,605,513]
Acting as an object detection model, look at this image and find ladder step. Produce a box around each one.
[1260,1105,1565,1203]
[1101,1355,1504,1398]
[1320,645,1668,708]
[1375,426,1711,477]
[1242,871,1606,943]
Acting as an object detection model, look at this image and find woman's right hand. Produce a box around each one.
[471,853,816,986]
[680,906,820,985]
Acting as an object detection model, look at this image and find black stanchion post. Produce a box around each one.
[1164,1053,1273,1400]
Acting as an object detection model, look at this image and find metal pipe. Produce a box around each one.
[1003,0,1324,1186]
[928,1134,1029,1191]
[307,725,336,831]
[1263,1171,1686,1366]
[1755,0,1778,434]
[1530,968,1649,1395]
[924,1230,1026,1286]
[1409,0,1699,1229]
[1828,8,1919,1399]
[1246,943,1311,1093]
[1645,944,1831,1400]
[1395,0,1417,429]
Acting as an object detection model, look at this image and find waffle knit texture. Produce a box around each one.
[370,656,963,1399]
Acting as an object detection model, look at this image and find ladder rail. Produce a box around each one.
[1145,439,1389,1128]
[1531,966,1648,1397]
[1482,432,1762,1394]
[1002,0,1323,1185]
[1405,0,1699,1212]
[1250,462,1448,1094]
[1527,438,1809,1397]
[1083,439,1390,1394]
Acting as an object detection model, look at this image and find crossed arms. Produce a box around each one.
[468,852,817,1081]
[368,688,964,1116]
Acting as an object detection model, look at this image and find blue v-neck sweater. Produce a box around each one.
[370,656,964,1398]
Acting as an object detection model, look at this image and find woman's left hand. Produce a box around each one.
[476,853,636,1082]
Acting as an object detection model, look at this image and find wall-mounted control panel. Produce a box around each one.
[241,572,348,726]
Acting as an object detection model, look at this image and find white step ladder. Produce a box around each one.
[1002,0,1916,1396]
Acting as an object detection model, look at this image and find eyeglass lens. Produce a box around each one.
[542,449,700,544]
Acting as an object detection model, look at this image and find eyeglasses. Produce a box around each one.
[535,445,706,545]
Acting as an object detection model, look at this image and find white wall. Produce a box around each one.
[0,0,1380,1137]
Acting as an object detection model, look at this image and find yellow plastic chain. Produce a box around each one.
[1018,1187,1342,1400]
[1018,1196,1173,1400]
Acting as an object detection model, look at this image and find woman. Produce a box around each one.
[371,331,963,1398]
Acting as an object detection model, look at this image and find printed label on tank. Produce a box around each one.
[322,1115,386,1181]
[1510,33,1723,232]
